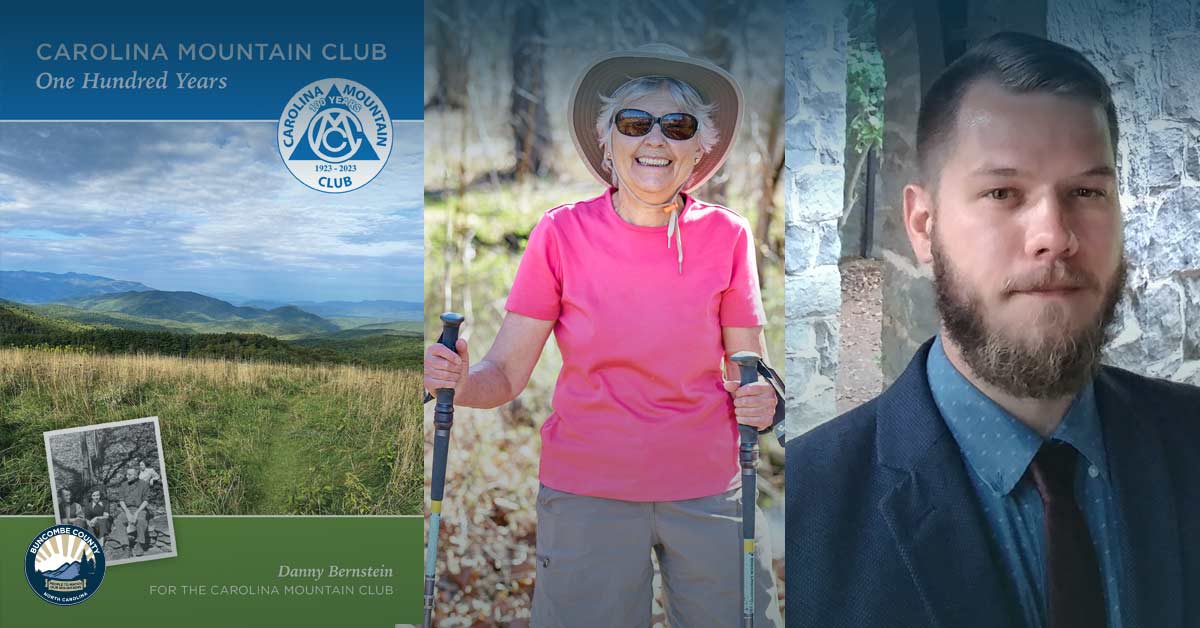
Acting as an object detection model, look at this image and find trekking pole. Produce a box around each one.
[424,312,465,628]
[731,351,761,628]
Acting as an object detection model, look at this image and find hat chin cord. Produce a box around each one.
[607,160,689,275]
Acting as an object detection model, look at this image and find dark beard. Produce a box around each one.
[931,237,1125,399]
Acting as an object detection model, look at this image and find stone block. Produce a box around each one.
[1162,33,1200,119]
[785,316,817,359]
[1120,199,1154,274]
[786,219,841,274]
[813,315,840,378]
[1185,139,1200,182]
[817,218,842,267]
[785,222,817,275]
[785,351,819,393]
[1183,273,1200,359]
[786,146,819,173]
[786,118,819,161]
[786,264,842,319]
[1142,124,1185,189]
[785,373,837,436]
[1145,186,1200,277]
[1131,279,1185,362]
[787,170,844,223]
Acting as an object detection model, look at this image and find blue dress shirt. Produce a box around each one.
[926,336,1126,628]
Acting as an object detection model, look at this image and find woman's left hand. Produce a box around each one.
[722,380,777,430]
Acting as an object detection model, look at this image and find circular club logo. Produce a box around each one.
[25,525,105,606]
[278,78,392,193]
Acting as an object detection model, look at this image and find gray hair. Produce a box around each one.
[595,76,719,170]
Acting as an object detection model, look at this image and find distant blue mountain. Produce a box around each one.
[240,299,423,321]
[0,271,154,304]
[40,560,81,580]
[0,270,422,321]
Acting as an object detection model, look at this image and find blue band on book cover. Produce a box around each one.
[0,6,422,120]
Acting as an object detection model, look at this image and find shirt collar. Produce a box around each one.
[1050,379,1107,483]
[926,335,1108,495]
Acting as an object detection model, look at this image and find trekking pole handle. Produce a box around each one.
[732,351,760,387]
[731,351,761,466]
[431,312,464,503]
[434,311,465,417]
[438,312,465,350]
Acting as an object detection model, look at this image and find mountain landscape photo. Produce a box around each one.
[0,121,425,517]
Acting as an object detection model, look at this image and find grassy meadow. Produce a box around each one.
[0,347,424,515]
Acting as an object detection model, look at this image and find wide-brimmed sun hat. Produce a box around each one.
[568,43,743,193]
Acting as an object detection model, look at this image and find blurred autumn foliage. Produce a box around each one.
[423,408,540,626]
[423,400,785,626]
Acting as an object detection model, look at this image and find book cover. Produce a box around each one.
[0,4,424,626]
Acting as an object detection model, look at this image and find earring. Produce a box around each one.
[694,154,701,163]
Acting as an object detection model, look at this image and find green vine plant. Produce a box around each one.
[842,0,885,229]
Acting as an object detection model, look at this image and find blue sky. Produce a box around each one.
[0,121,423,303]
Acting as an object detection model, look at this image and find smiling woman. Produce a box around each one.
[423,42,784,628]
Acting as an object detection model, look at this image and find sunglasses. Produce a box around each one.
[613,108,699,141]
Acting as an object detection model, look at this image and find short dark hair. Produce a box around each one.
[917,31,1119,183]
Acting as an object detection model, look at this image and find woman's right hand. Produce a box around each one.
[424,337,470,396]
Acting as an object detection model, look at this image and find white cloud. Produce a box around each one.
[0,121,424,302]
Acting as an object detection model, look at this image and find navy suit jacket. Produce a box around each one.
[785,339,1200,628]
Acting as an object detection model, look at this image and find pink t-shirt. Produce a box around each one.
[505,188,766,502]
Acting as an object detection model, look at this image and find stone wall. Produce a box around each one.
[876,0,941,382]
[1050,0,1200,383]
[783,0,846,436]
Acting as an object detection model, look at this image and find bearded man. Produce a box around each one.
[785,32,1200,628]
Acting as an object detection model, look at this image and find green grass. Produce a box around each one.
[0,348,423,515]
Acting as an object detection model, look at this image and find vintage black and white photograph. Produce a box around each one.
[44,416,178,565]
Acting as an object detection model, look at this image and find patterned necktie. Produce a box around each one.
[1026,441,1107,628]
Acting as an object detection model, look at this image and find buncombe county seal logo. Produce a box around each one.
[25,524,106,606]
[278,77,392,193]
